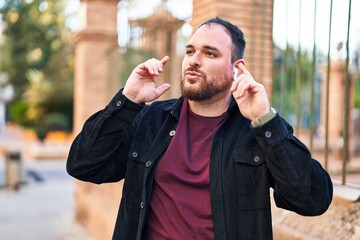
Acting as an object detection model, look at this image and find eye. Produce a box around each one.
[185,49,195,55]
[205,51,216,57]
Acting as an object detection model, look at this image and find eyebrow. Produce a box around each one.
[185,44,220,52]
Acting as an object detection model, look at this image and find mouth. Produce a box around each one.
[184,71,202,82]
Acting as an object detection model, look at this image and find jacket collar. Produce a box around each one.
[168,95,238,120]
[168,96,184,120]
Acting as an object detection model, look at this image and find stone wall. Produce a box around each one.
[74,181,122,240]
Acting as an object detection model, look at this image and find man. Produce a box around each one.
[67,17,333,240]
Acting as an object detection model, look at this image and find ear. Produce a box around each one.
[232,59,246,77]
[233,59,245,68]
[233,58,245,79]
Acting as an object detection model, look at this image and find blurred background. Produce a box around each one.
[0,0,359,239]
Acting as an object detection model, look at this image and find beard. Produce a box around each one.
[181,67,233,102]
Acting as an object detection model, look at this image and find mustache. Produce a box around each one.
[184,67,205,77]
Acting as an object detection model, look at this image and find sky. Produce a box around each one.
[273,0,360,59]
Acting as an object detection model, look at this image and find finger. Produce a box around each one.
[151,57,169,74]
[160,56,170,66]
[141,60,153,75]
[145,59,161,75]
[235,77,253,99]
[159,56,170,72]
[236,61,249,75]
[238,80,264,99]
[155,83,171,97]
[231,73,249,93]
[230,78,240,92]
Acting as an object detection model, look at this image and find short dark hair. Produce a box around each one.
[199,17,246,62]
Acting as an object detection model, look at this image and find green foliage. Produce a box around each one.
[272,45,321,127]
[119,47,154,87]
[42,112,70,130]
[355,74,360,108]
[35,110,71,141]
[0,0,74,133]
[8,100,32,127]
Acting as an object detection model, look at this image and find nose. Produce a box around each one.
[188,52,201,68]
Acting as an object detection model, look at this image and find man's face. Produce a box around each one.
[181,24,234,102]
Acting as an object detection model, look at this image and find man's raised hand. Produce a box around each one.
[123,56,171,104]
[230,62,270,121]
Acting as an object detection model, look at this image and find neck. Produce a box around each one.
[187,93,231,117]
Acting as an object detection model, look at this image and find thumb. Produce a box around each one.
[155,83,171,98]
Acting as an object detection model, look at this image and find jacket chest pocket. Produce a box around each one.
[233,149,268,187]
[232,149,270,210]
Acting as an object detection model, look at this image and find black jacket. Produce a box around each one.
[67,90,333,240]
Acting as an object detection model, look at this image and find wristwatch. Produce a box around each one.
[251,107,277,127]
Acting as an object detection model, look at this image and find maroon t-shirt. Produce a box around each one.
[144,100,227,239]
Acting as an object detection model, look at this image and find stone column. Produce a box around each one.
[319,60,354,156]
[73,0,120,134]
[191,0,274,99]
[72,1,121,239]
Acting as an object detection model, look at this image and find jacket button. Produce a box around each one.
[146,161,152,167]
[116,100,122,107]
[265,131,272,138]
[140,202,145,208]
[132,151,138,158]
[169,130,176,136]
[254,156,260,163]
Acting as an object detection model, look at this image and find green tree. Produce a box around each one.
[353,50,360,108]
[0,0,74,136]
[272,45,321,128]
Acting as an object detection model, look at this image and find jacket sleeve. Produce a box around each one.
[66,90,145,184]
[251,114,333,216]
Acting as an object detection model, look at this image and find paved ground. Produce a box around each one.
[0,126,95,240]
[0,124,359,240]
[0,159,95,240]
